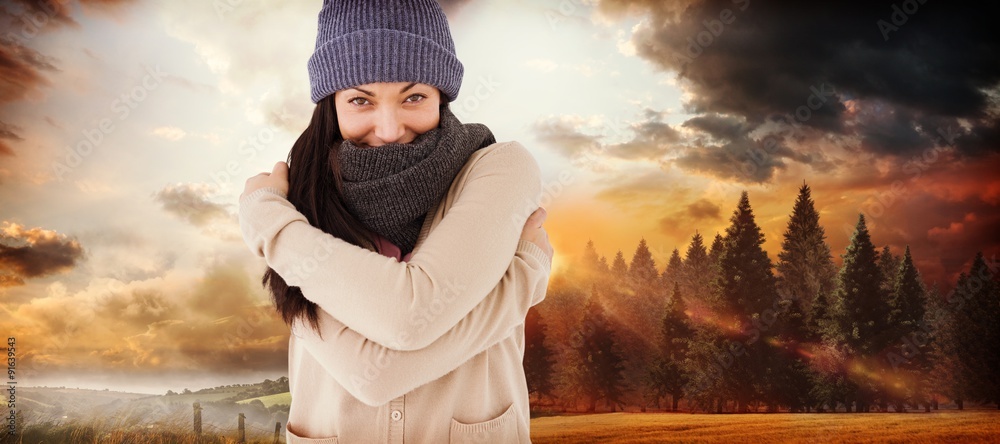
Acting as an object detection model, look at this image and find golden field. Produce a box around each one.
[529,411,1000,443]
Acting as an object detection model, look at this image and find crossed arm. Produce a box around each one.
[238,142,544,351]
[292,239,551,406]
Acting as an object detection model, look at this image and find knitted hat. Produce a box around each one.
[307,0,464,104]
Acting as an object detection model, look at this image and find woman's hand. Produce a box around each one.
[520,207,554,260]
[242,161,290,201]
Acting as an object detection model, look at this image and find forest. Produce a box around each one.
[524,184,1000,414]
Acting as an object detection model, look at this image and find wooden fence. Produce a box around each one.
[192,402,283,443]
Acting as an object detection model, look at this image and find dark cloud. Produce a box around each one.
[675,115,798,183]
[604,110,681,161]
[0,0,135,104]
[533,109,682,163]
[0,221,85,287]
[687,198,720,220]
[597,0,1000,158]
[153,183,230,227]
[0,40,56,103]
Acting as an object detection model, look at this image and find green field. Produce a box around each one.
[529,411,1000,443]
[236,392,292,408]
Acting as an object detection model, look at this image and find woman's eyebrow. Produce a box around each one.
[349,86,375,96]
[399,82,418,93]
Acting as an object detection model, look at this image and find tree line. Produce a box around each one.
[524,184,1000,413]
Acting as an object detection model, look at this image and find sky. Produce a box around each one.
[1,0,998,394]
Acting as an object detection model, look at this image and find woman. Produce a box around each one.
[238,0,552,442]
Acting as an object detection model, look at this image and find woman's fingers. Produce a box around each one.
[527,207,547,228]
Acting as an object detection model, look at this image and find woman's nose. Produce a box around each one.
[373,108,406,144]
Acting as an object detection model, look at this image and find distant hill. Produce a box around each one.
[17,377,290,429]
[237,392,291,408]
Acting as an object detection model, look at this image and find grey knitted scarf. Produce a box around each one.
[337,106,496,256]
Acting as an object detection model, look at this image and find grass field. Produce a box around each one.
[529,411,1000,443]
[236,392,292,408]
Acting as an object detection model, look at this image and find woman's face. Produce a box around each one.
[334,82,442,147]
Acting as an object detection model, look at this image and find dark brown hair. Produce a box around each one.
[262,95,378,334]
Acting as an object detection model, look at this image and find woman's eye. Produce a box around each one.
[405,94,426,103]
[349,97,370,106]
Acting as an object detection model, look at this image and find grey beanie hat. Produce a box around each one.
[307,0,464,104]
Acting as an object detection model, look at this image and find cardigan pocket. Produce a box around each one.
[449,403,519,443]
[286,424,340,443]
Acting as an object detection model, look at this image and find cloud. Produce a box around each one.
[687,198,720,220]
[532,115,605,160]
[0,0,138,152]
[155,1,317,133]
[151,126,186,141]
[533,109,682,163]
[0,221,85,287]
[153,183,231,227]
[3,259,288,379]
[0,39,57,103]
[0,120,22,156]
[604,109,681,161]
[596,0,1000,159]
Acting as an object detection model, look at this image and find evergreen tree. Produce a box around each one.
[877,245,901,296]
[682,232,712,303]
[661,248,684,291]
[524,307,555,401]
[582,239,603,276]
[707,233,726,303]
[629,238,660,286]
[950,253,1000,409]
[565,296,627,412]
[648,282,692,411]
[714,191,778,411]
[776,183,836,317]
[807,287,831,342]
[709,233,726,263]
[611,250,629,279]
[884,246,930,411]
[828,214,889,411]
[771,296,817,412]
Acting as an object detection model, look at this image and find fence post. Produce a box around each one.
[238,413,246,443]
[193,402,202,439]
[273,422,282,444]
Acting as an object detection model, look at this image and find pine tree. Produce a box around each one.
[776,182,836,318]
[566,296,627,412]
[828,214,888,412]
[629,238,660,286]
[661,248,684,291]
[950,252,1000,409]
[648,283,693,411]
[709,233,725,263]
[524,307,555,401]
[582,239,603,276]
[611,250,629,279]
[771,296,817,412]
[682,232,712,303]
[714,191,778,411]
[883,246,929,411]
[707,233,726,303]
[877,245,901,296]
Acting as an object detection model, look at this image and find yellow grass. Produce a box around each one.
[530,411,1000,443]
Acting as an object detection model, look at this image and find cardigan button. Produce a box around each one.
[391,410,402,421]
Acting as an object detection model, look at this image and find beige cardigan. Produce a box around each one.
[238,141,551,443]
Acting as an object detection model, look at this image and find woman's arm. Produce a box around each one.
[239,142,542,351]
[294,239,551,407]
